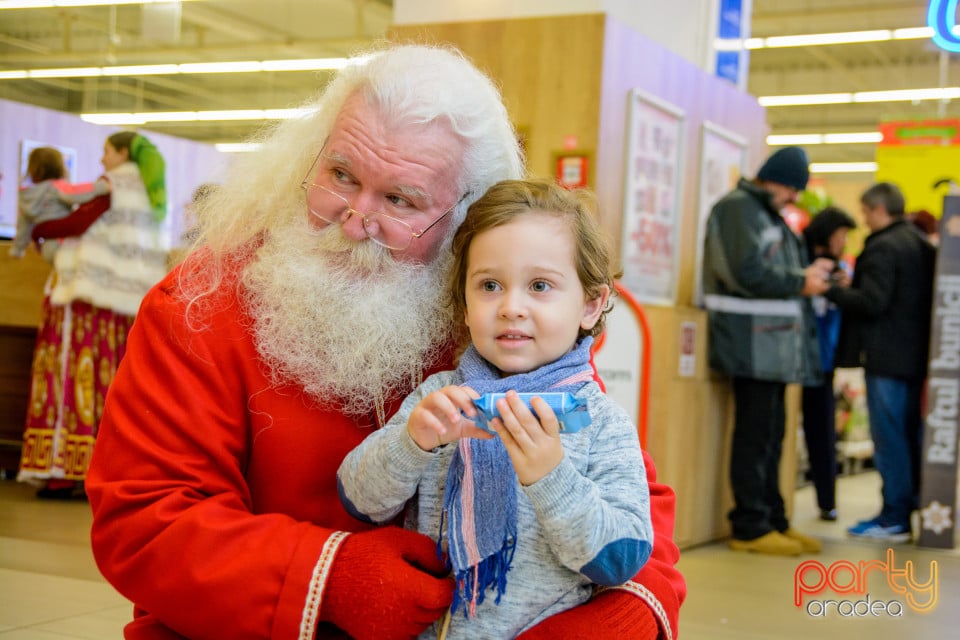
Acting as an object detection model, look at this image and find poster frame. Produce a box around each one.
[619,88,686,306]
[692,121,748,307]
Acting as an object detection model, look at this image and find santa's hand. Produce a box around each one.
[319,527,453,639]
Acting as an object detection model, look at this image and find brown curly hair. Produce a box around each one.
[448,178,621,339]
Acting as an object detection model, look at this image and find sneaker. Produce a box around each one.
[819,509,838,522]
[782,528,822,553]
[729,531,803,556]
[847,517,911,543]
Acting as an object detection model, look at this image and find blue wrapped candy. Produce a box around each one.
[470,392,591,435]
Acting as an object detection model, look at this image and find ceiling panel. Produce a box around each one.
[0,0,955,166]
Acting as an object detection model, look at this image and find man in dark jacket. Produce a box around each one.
[702,146,834,556]
[826,181,936,542]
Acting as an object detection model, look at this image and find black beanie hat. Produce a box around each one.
[757,146,810,191]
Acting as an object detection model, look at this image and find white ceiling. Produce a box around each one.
[0,0,956,165]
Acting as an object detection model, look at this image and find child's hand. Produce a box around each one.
[492,391,564,486]
[407,385,493,451]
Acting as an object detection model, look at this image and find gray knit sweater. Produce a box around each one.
[337,372,652,639]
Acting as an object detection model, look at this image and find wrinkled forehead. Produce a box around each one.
[325,94,466,198]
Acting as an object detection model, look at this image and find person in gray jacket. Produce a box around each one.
[11,146,107,262]
[702,146,833,556]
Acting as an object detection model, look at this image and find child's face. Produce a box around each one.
[463,211,607,376]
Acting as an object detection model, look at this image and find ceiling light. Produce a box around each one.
[29,67,102,78]
[0,0,198,9]
[767,134,824,145]
[79,108,314,125]
[177,61,264,74]
[760,87,960,107]
[893,27,935,39]
[822,132,883,144]
[0,57,367,80]
[758,93,853,107]
[810,162,878,174]
[853,87,960,102]
[262,58,353,71]
[101,64,180,76]
[716,25,954,51]
[763,30,892,48]
[767,132,884,146]
[215,143,261,153]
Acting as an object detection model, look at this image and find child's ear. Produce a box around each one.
[581,284,611,331]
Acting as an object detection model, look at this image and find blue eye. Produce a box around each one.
[386,194,412,207]
[531,280,551,293]
[331,168,354,187]
[481,280,500,292]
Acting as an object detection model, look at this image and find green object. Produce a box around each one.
[796,189,833,216]
[130,134,167,222]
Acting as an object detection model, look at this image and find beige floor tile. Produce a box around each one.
[678,471,960,639]
[1,469,959,639]
[0,630,89,639]
[30,605,131,639]
[0,568,127,629]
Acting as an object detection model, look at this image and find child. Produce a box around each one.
[11,146,107,262]
[337,178,653,639]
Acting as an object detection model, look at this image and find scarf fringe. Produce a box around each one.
[452,533,517,618]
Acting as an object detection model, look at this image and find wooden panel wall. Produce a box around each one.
[391,15,801,548]
[0,241,51,472]
[390,14,605,184]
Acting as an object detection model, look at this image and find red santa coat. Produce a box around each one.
[87,262,685,639]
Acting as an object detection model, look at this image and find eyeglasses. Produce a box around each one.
[300,165,459,252]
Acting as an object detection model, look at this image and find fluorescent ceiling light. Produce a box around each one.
[2,57,367,80]
[766,134,823,145]
[893,27,935,39]
[764,30,892,48]
[177,61,264,74]
[810,162,878,174]
[262,57,358,71]
[102,64,180,76]
[767,132,883,145]
[716,25,952,51]
[760,87,960,107]
[80,108,314,125]
[1,1,198,8]
[853,87,960,102]
[215,143,261,153]
[758,93,852,107]
[29,66,101,78]
[822,132,883,144]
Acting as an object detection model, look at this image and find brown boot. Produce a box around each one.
[782,528,822,553]
[728,531,802,556]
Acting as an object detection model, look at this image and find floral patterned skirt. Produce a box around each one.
[17,295,133,484]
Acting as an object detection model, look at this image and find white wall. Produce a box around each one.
[0,98,228,243]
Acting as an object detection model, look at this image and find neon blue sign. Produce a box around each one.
[929,0,960,52]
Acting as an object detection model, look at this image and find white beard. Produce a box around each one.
[241,218,455,417]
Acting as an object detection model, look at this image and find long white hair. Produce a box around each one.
[181,43,524,316]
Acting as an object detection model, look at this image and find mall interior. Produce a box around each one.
[1,1,960,638]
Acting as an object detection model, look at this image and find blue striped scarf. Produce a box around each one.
[442,336,595,617]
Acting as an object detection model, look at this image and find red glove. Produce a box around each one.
[516,588,660,640]
[319,526,454,639]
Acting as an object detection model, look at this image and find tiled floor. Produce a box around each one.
[0,471,957,638]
